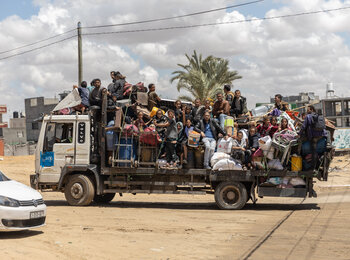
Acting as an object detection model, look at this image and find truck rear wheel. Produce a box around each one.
[64,175,95,206]
[94,193,116,203]
[214,181,247,210]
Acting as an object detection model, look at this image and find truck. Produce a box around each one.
[30,92,334,210]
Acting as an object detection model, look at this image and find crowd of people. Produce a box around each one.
[71,71,327,170]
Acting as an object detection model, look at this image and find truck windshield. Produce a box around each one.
[0,171,10,181]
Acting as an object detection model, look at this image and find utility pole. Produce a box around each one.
[78,21,83,85]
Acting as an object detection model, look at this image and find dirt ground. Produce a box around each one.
[1,155,350,260]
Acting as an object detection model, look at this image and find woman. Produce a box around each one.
[279,118,292,132]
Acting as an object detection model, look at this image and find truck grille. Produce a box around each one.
[18,199,45,207]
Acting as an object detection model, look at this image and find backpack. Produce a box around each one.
[312,114,326,131]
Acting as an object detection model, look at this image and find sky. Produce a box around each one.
[0,0,350,121]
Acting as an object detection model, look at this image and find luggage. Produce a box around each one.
[139,127,161,146]
[210,152,231,167]
[212,158,242,171]
[267,159,283,170]
[217,137,234,154]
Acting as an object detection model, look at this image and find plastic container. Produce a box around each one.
[251,105,269,117]
[291,155,302,172]
[224,116,234,127]
[117,137,137,167]
[188,131,201,147]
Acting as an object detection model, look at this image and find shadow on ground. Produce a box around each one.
[44,200,321,211]
[0,230,43,239]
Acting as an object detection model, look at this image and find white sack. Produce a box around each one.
[210,152,231,167]
[216,137,234,154]
[53,88,81,111]
[212,158,242,171]
[268,159,283,170]
[289,177,306,186]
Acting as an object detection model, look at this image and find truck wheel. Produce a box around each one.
[94,193,116,203]
[64,175,95,206]
[214,181,248,210]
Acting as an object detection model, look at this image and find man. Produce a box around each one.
[147,83,161,111]
[231,89,248,118]
[107,71,116,96]
[299,105,326,170]
[194,111,227,169]
[112,71,126,100]
[89,79,105,107]
[274,94,289,111]
[212,93,230,129]
[223,85,234,106]
[191,98,201,120]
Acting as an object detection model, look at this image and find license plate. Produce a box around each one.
[30,211,45,219]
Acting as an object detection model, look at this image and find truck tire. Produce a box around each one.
[94,193,116,203]
[214,181,247,210]
[64,175,95,206]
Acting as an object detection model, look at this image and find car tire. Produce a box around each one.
[214,181,247,210]
[64,175,95,206]
[94,193,116,203]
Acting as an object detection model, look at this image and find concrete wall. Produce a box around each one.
[4,143,36,156]
[3,128,27,145]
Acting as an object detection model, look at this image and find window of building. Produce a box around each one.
[32,122,39,130]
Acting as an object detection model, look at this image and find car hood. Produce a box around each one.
[0,180,43,201]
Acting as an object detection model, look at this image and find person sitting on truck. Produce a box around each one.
[256,115,272,137]
[182,105,193,124]
[269,116,279,138]
[154,109,178,168]
[107,93,120,123]
[196,99,212,121]
[191,98,201,122]
[299,105,327,169]
[89,79,105,107]
[274,94,289,112]
[278,117,292,132]
[180,118,194,165]
[174,100,183,122]
[230,89,248,118]
[148,83,161,111]
[134,111,147,132]
[212,93,230,130]
[194,111,227,169]
[224,84,234,106]
[231,131,249,168]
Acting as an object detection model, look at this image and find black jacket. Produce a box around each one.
[248,133,260,149]
[108,79,125,100]
[231,96,248,116]
[194,119,226,140]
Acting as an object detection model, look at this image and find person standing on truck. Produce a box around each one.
[299,105,326,169]
[89,79,105,107]
[113,71,126,100]
[194,111,227,169]
[230,89,248,118]
[148,83,161,111]
[73,81,90,113]
[154,109,178,168]
[224,85,234,106]
[212,93,230,130]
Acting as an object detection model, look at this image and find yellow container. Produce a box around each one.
[150,107,164,118]
[291,155,302,172]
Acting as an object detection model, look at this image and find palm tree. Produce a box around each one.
[170,50,242,103]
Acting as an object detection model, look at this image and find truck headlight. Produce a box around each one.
[0,195,20,207]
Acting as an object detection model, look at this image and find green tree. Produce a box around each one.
[170,50,242,103]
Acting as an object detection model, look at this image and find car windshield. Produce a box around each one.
[0,171,10,181]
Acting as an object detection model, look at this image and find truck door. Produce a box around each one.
[39,122,75,183]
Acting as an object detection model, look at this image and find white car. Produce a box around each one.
[0,171,46,230]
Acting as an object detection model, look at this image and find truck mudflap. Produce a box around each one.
[30,174,38,190]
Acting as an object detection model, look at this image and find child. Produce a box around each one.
[152,109,167,139]
[256,115,271,137]
[279,117,291,132]
[174,100,182,122]
[181,119,194,165]
[269,116,279,138]
[134,111,146,132]
[247,126,260,169]
[154,109,178,167]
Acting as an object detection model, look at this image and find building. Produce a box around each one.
[25,96,59,142]
[3,113,27,145]
[322,97,350,128]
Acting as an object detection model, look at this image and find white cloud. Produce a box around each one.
[0,0,350,120]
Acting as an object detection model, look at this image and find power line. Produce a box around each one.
[0,35,76,62]
[82,0,264,29]
[81,6,350,37]
[0,28,76,55]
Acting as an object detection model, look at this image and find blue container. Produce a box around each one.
[106,130,115,151]
[116,137,137,167]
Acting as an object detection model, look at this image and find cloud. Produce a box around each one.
[0,0,350,120]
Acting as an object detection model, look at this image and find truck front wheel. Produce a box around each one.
[94,193,116,203]
[214,181,247,210]
[64,175,95,206]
